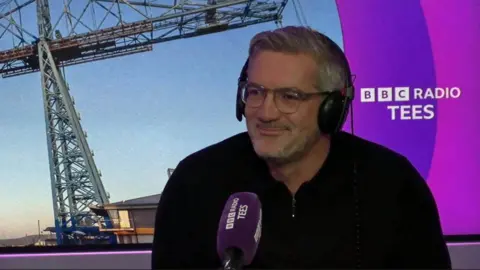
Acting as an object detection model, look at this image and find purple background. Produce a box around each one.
[336,0,480,235]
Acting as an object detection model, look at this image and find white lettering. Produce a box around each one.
[450,87,461,98]
[394,87,410,101]
[225,197,240,230]
[387,105,400,120]
[400,105,411,120]
[237,205,248,219]
[253,210,262,243]
[424,88,435,99]
[413,87,462,99]
[411,105,423,120]
[423,104,435,119]
[414,88,423,99]
[360,88,375,102]
[378,87,393,102]
[387,105,435,120]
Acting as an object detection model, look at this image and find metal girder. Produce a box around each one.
[37,0,110,245]
[0,0,287,77]
[37,36,110,244]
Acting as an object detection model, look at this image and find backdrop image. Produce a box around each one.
[0,0,341,247]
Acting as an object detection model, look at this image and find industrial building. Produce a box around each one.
[90,194,161,244]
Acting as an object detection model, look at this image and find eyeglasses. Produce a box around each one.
[241,82,327,114]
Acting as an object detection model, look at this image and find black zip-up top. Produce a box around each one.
[151,132,451,269]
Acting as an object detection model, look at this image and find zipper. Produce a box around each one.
[291,197,296,218]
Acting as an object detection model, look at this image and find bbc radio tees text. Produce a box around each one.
[360,87,461,120]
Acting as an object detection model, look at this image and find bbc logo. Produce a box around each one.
[360,87,410,102]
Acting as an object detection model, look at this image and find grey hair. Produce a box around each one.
[248,26,350,93]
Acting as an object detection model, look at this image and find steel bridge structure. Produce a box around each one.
[0,0,288,245]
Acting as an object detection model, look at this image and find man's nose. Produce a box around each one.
[257,93,281,121]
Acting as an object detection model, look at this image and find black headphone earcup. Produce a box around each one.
[318,91,350,134]
[236,85,245,121]
[236,59,249,122]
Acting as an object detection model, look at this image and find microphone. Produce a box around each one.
[216,192,262,270]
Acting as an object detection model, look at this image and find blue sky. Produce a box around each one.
[0,0,343,238]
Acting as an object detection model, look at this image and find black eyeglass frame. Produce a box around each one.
[240,81,330,114]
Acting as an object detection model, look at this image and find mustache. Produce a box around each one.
[256,122,291,130]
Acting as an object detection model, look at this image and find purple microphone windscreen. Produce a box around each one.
[216,192,262,265]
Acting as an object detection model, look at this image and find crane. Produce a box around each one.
[0,0,288,245]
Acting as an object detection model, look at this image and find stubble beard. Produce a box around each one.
[251,128,321,165]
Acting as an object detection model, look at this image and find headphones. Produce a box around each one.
[235,41,354,135]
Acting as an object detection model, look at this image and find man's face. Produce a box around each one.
[245,51,324,163]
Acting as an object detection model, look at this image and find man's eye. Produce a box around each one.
[247,89,262,96]
[282,92,301,100]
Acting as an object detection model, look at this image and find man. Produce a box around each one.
[151,26,451,269]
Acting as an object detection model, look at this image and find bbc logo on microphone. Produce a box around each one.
[360,87,410,102]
